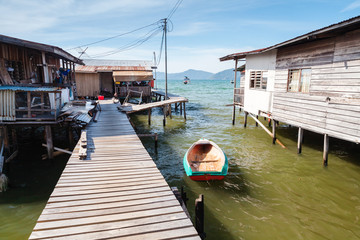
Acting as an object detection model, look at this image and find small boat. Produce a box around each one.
[184,76,190,84]
[183,139,228,181]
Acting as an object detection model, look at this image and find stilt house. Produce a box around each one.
[0,34,83,123]
[220,16,360,164]
[75,59,154,101]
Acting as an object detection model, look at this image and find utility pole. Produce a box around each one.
[164,18,168,100]
[153,51,157,89]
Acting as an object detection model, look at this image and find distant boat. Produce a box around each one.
[184,76,190,84]
[183,139,228,181]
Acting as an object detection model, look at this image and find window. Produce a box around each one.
[250,71,267,90]
[288,69,311,93]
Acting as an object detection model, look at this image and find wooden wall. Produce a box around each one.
[272,29,360,143]
[75,72,100,97]
[0,42,60,83]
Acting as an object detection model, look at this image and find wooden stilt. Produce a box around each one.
[168,104,172,119]
[256,115,258,127]
[175,103,178,111]
[163,105,166,126]
[297,127,304,154]
[195,194,205,239]
[272,119,276,144]
[323,134,329,166]
[68,126,74,149]
[2,127,9,152]
[148,109,151,125]
[180,102,183,115]
[45,125,53,159]
[183,102,186,120]
[232,104,236,125]
[244,112,248,128]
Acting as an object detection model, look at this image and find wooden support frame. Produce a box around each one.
[148,109,151,125]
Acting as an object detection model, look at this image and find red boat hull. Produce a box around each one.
[190,175,225,181]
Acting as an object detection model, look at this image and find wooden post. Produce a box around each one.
[45,125,53,159]
[148,109,151,125]
[244,112,248,128]
[183,102,186,120]
[168,104,172,119]
[2,127,9,152]
[181,186,188,207]
[68,125,74,149]
[297,127,304,154]
[154,133,158,151]
[323,134,329,166]
[272,119,276,144]
[195,194,205,239]
[175,103,178,111]
[180,102,183,115]
[27,91,31,118]
[232,59,238,125]
[163,105,166,126]
[11,128,17,150]
[256,115,258,127]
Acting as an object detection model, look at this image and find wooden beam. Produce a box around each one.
[45,125,53,159]
[323,134,329,166]
[42,52,50,83]
[248,114,286,148]
[41,144,72,155]
[297,127,304,154]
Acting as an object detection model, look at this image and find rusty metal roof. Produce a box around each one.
[0,34,83,65]
[75,65,150,73]
[220,15,360,61]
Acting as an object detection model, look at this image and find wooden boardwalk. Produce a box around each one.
[119,90,188,114]
[29,100,199,240]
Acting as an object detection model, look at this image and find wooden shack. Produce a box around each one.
[220,16,360,164]
[75,59,154,100]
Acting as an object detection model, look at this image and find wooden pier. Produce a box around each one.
[29,100,199,240]
[120,90,188,126]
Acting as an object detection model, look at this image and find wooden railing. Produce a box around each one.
[234,88,244,105]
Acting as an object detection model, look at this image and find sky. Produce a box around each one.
[1,0,360,73]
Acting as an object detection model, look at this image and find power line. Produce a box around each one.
[67,20,162,50]
[168,0,183,20]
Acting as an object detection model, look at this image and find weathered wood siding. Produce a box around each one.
[75,73,100,97]
[272,29,360,143]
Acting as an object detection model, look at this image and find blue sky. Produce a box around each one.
[1,0,360,73]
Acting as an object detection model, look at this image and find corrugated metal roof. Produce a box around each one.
[0,34,83,65]
[75,65,150,73]
[82,59,154,67]
[0,86,60,92]
[220,15,360,61]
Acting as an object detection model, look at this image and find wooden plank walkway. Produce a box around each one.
[119,90,188,114]
[29,100,199,240]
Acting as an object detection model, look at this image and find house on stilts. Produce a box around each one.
[0,34,94,174]
[220,15,360,165]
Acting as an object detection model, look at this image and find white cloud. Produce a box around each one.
[171,22,216,36]
[341,0,360,12]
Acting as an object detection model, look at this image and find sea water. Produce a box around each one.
[0,79,359,239]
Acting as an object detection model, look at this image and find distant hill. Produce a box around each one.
[156,68,240,80]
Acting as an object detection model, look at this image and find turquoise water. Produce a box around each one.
[131,79,360,240]
[0,79,359,239]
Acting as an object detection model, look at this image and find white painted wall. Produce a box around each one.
[243,49,277,115]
